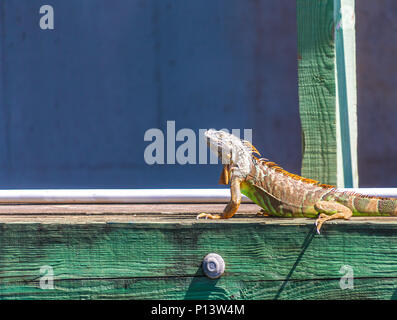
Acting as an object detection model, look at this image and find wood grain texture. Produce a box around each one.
[297,0,337,185]
[0,203,259,215]
[0,204,396,300]
[297,0,358,187]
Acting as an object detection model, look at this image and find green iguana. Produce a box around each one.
[197,129,397,233]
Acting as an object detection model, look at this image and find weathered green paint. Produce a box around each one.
[297,0,358,187]
[335,0,353,188]
[334,0,358,188]
[297,0,337,185]
[0,220,396,299]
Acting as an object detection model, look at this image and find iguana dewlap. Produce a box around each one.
[197,129,397,234]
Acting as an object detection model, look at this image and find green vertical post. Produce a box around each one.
[297,0,357,187]
[334,0,358,188]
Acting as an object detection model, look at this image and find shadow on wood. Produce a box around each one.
[274,225,317,299]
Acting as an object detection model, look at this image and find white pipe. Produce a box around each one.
[0,189,238,204]
[0,188,395,204]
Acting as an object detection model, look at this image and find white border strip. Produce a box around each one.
[0,188,395,204]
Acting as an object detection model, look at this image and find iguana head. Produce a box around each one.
[204,129,260,180]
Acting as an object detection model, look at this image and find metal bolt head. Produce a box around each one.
[202,253,225,279]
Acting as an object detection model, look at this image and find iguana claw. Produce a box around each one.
[256,209,270,217]
[314,222,321,234]
[315,213,328,234]
[196,213,220,220]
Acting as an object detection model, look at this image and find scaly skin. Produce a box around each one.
[197,130,397,233]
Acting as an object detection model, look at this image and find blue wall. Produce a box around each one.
[0,0,300,188]
[356,0,397,187]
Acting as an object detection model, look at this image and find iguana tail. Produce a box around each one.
[345,194,397,216]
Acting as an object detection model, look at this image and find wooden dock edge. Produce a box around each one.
[0,204,396,300]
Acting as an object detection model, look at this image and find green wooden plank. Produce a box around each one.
[297,0,337,185]
[0,221,396,299]
[297,0,358,187]
[334,0,358,188]
[335,0,353,188]
[1,277,396,300]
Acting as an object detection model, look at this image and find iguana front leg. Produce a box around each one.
[196,178,242,220]
[314,201,353,234]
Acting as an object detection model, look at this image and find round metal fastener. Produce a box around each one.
[202,253,225,279]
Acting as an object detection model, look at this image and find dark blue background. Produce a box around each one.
[0,0,300,188]
[356,0,397,187]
